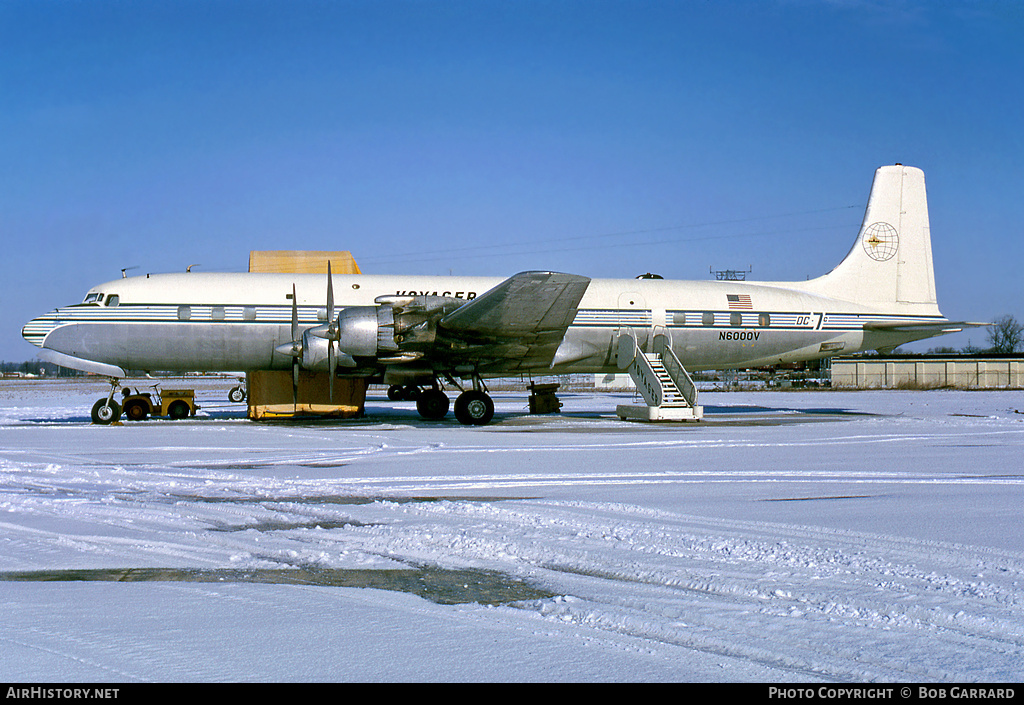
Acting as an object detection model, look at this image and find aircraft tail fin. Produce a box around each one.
[800,164,940,314]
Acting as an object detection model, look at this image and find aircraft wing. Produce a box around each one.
[437,271,591,371]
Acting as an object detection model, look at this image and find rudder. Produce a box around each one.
[801,165,939,313]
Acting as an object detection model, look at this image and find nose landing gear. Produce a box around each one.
[91,397,122,424]
[89,380,122,424]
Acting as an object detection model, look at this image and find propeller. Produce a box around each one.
[297,262,342,402]
[275,264,344,404]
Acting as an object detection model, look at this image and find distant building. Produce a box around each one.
[830,354,1024,389]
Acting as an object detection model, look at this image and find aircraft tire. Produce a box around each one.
[123,399,150,421]
[228,386,246,403]
[91,398,122,425]
[387,385,405,401]
[454,390,494,426]
[416,389,450,420]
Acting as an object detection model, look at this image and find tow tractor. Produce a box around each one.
[91,385,198,424]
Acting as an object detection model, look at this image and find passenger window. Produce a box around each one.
[211,306,225,321]
[672,312,688,326]
[759,313,771,327]
[243,307,257,321]
[730,312,742,327]
[701,312,715,327]
[177,305,192,321]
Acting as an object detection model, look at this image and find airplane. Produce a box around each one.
[23,164,980,425]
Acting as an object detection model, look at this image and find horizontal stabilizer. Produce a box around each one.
[862,320,989,334]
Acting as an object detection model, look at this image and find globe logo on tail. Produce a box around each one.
[861,222,899,261]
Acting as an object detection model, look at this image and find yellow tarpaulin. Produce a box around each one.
[248,250,361,275]
[246,250,366,419]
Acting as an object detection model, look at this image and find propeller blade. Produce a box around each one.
[328,341,337,403]
[288,282,301,408]
[291,283,299,343]
[326,261,335,337]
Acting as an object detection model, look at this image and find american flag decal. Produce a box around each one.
[727,294,752,310]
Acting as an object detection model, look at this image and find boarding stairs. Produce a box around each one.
[616,331,703,422]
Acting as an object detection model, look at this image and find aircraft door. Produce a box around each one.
[617,291,651,351]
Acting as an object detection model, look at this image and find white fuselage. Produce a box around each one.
[23,165,969,397]
[23,271,948,376]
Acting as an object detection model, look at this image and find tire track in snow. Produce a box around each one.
[332,498,1024,681]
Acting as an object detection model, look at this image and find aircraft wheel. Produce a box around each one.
[416,389,450,420]
[91,398,122,425]
[402,384,422,400]
[228,386,246,403]
[387,385,405,401]
[123,399,150,421]
[167,400,190,420]
[454,390,494,426]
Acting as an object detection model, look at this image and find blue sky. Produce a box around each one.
[2,0,1022,360]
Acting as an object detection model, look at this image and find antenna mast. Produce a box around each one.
[710,265,752,281]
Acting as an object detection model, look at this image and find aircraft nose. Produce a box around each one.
[22,312,58,349]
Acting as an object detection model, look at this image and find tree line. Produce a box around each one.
[928,315,1023,355]
[0,361,84,377]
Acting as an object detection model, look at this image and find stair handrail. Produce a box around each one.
[653,333,698,409]
[618,329,662,406]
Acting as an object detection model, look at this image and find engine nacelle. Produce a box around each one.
[374,294,463,347]
[300,299,458,368]
[335,306,380,357]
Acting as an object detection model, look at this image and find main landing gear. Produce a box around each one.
[388,376,495,425]
[453,389,493,425]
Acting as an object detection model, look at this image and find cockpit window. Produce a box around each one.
[83,293,102,304]
[106,295,120,307]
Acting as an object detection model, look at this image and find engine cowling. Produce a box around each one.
[334,306,380,357]
[331,301,449,357]
[298,297,465,368]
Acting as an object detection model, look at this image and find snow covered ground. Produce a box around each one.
[1,378,1023,682]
